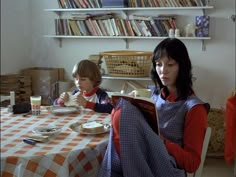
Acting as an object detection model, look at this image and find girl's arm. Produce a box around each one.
[164,104,207,173]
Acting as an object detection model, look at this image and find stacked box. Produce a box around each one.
[0,74,32,106]
[20,67,65,105]
[195,15,210,37]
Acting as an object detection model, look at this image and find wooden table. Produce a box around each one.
[0,107,111,177]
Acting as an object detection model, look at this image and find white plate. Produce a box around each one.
[33,126,62,136]
[69,122,110,135]
[49,106,79,115]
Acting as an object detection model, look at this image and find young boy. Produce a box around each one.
[54,60,113,114]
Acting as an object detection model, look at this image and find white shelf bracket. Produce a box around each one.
[124,38,129,49]
[59,38,62,48]
[57,11,62,18]
[202,40,206,51]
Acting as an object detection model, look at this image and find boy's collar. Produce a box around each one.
[83,87,99,97]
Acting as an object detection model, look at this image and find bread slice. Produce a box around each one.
[64,92,79,107]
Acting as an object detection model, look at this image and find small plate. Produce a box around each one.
[69,122,110,135]
[49,106,79,115]
[33,126,62,136]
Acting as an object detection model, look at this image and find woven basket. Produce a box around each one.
[207,108,225,157]
[100,50,152,77]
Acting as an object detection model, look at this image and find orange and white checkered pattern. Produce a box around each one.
[0,107,111,177]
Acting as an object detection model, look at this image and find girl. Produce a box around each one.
[54,59,113,114]
[99,38,210,177]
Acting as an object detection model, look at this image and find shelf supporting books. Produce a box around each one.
[44,5,213,50]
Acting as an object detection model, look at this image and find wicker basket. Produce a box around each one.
[100,50,152,77]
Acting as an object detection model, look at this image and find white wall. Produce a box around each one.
[1,0,235,108]
[1,0,33,74]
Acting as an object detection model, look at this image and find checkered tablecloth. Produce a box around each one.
[0,107,111,177]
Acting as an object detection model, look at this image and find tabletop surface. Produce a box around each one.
[0,107,111,177]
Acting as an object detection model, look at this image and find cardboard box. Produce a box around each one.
[21,67,65,105]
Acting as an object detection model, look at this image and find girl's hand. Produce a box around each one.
[75,92,87,107]
[59,92,69,103]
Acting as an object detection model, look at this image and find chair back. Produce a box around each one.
[0,91,15,106]
[188,127,212,177]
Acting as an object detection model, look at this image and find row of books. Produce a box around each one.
[55,14,177,37]
[57,0,101,8]
[128,0,205,7]
[57,0,206,8]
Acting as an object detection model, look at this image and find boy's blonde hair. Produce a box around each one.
[72,59,102,87]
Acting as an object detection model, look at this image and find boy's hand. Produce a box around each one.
[59,92,69,103]
[76,92,87,107]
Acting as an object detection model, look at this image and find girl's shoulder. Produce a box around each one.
[186,95,210,113]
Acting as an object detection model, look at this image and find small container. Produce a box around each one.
[169,29,175,38]
[175,29,180,37]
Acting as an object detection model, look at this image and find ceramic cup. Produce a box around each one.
[30,96,41,115]
[134,89,151,98]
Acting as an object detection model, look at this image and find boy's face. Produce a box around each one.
[74,75,94,93]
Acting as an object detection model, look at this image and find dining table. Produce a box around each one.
[0,106,111,177]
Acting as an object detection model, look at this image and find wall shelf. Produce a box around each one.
[44,35,211,50]
[44,5,213,50]
[44,6,214,15]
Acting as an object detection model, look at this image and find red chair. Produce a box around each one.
[224,94,236,176]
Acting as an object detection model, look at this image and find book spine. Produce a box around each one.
[125,20,135,36]
[110,18,119,36]
[130,20,142,36]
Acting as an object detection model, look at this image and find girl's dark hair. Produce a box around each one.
[150,38,193,100]
[72,59,102,87]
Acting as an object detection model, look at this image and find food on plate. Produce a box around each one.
[33,126,62,135]
[80,121,104,133]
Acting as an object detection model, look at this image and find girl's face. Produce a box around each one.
[155,56,179,93]
[74,75,94,93]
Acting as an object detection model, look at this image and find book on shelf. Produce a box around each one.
[69,20,81,35]
[150,18,161,36]
[144,20,158,36]
[77,20,90,35]
[194,0,204,6]
[125,20,135,36]
[120,19,129,36]
[110,18,119,36]
[101,0,128,8]
[138,20,152,37]
[73,0,82,8]
[97,19,109,36]
[112,93,160,135]
[130,20,142,36]
[78,0,88,8]
[58,0,68,8]
[84,19,96,35]
[68,0,77,8]
[92,19,103,36]
[195,15,210,37]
